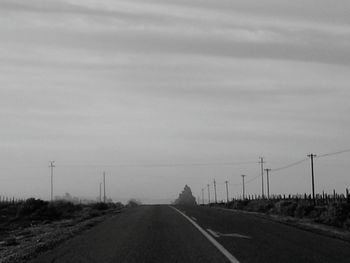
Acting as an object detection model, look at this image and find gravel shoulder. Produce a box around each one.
[0,209,122,263]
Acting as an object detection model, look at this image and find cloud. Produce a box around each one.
[1,0,350,68]
[1,0,350,201]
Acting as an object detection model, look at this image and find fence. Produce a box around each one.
[0,196,24,205]
[209,188,350,206]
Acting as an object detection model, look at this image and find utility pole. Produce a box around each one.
[225,180,229,203]
[49,161,55,202]
[99,182,102,202]
[103,171,106,203]
[264,168,271,199]
[241,175,246,199]
[213,179,217,203]
[307,154,317,203]
[259,157,265,198]
[202,188,205,205]
[207,184,210,204]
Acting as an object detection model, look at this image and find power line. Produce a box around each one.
[57,161,257,168]
[317,148,350,158]
[271,158,308,172]
[244,174,260,184]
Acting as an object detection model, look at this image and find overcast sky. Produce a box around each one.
[1,0,350,203]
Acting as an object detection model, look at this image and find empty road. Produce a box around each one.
[30,205,350,263]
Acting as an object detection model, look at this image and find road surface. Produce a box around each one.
[30,205,350,263]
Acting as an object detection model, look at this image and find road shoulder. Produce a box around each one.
[215,207,350,243]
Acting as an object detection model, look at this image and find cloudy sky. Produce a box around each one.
[1,0,350,203]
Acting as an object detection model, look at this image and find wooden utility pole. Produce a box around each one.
[213,179,217,203]
[241,175,246,199]
[207,184,210,204]
[99,182,102,202]
[201,188,204,205]
[264,168,271,199]
[259,157,265,198]
[49,161,55,202]
[103,171,106,203]
[307,154,317,203]
[225,180,229,203]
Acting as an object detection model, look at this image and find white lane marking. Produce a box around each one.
[207,228,220,238]
[220,233,251,239]
[191,216,197,221]
[171,207,240,263]
[207,229,251,239]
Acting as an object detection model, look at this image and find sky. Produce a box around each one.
[1,0,350,204]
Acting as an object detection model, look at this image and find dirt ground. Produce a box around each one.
[0,209,121,263]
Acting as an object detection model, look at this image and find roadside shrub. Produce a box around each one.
[16,198,83,221]
[317,203,350,228]
[33,204,61,220]
[274,201,297,217]
[92,202,109,211]
[127,199,141,208]
[51,201,82,218]
[246,200,274,213]
[114,202,124,210]
[294,202,315,218]
[16,198,48,218]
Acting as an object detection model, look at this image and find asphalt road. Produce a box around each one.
[30,205,350,263]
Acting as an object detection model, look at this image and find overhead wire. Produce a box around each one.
[270,158,309,172]
[58,161,257,168]
[200,147,350,196]
[317,148,350,158]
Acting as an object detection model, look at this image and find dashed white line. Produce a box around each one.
[207,228,220,238]
[171,207,240,263]
[191,216,197,221]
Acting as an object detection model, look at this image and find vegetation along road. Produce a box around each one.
[30,205,350,263]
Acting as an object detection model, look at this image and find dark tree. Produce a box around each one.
[174,185,197,206]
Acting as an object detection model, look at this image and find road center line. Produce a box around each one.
[171,206,240,263]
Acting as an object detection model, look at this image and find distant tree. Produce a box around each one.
[174,185,197,206]
[127,199,141,207]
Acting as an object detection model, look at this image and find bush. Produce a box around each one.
[51,201,82,218]
[92,202,109,211]
[127,199,141,207]
[317,203,350,228]
[16,198,83,221]
[274,201,297,217]
[114,202,124,210]
[294,202,315,218]
[246,200,274,213]
[16,198,48,218]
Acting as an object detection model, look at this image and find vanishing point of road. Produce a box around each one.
[30,205,350,263]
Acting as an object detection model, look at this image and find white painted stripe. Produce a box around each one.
[221,233,251,239]
[171,207,240,263]
[191,216,197,221]
[207,228,220,238]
